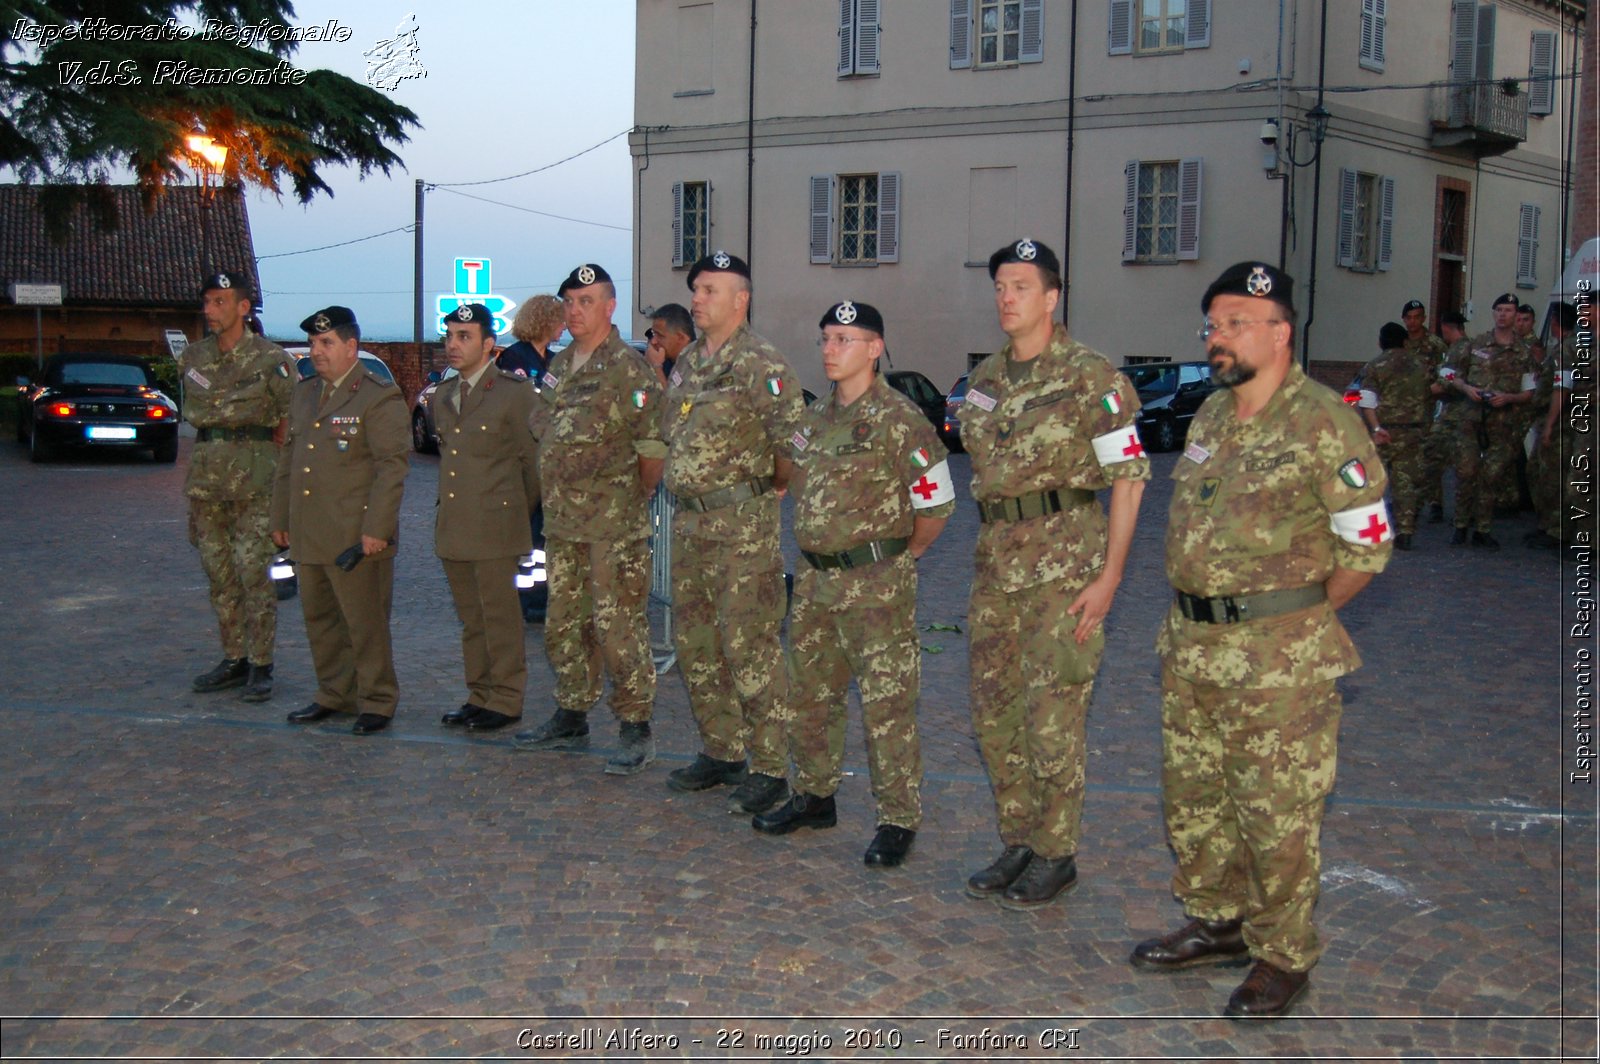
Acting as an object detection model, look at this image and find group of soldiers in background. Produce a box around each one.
[179,244,1398,1019]
[1357,292,1588,552]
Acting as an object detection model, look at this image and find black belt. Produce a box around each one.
[677,477,773,513]
[801,538,908,571]
[196,426,275,443]
[977,487,1095,524]
[1175,585,1327,625]
[1384,421,1425,428]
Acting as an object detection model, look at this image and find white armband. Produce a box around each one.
[1091,426,1146,465]
[908,460,955,509]
[1357,388,1379,410]
[1330,500,1393,546]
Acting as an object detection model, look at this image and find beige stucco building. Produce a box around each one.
[631,0,1585,393]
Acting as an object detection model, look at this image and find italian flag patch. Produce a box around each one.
[1338,458,1368,488]
[1101,390,1122,415]
[910,446,931,469]
[766,377,784,396]
[631,389,648,409]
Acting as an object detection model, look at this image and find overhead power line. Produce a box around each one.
[430,128,633,188]
[432,186,631,232]
[256,223,415,259]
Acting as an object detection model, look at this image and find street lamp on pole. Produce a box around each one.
[184,131,229,277]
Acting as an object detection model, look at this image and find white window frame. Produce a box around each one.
[671,181,711,268]
[1108,0,1210,56]
[950,0,1043,68]
[1121,158,1202,263]
[837,0,881,77]
[1516,203,1540,288]
[1359,0,1386,72]
[1337,168,1395,273]
[809,172,901,266]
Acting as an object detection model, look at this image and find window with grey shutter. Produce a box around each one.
[950,0,972,68]
[1475,4,1496,82]
[1108,0,1133,54]
[1377,175,1394,271]
[838,0,855,75]
[1360,0,1386,72]
[1517,203,1540,287]
[1019,0,1044,63]
[1337,168,1358,268]
[1528,30,1556,116]
[878,171,901,262]
[810,175,835,264]
[1448,1,1478,124]
[1176,157,1202,260]
[671,182,685,267]
[855,0,881,74]
[1121,161,1138,261]
[1185,0,1211,49]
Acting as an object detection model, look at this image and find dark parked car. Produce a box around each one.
[941,373,969,452]
[883,370,945,435]
[410,366,457,454]
[17,354,179,463]
[1126,360,1217,452]
[285,348,397,387]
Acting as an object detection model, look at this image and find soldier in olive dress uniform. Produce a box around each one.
[961,239,1150,912]
[660,251,806,817]
[270,307,409,734]
[433,303,541,732]
[751,301,955,869]
[1130,261,1392,1021]
[184,271,293,704]
[513,264,667,774]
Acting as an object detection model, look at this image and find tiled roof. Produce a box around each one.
[0,184,259,308]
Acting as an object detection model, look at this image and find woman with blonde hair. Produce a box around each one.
[498,293,565,383]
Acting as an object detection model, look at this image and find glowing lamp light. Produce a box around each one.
[185,132,229,170]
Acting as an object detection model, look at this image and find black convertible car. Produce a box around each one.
[17,354,179,463]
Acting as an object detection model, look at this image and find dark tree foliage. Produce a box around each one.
[2,0,419,232]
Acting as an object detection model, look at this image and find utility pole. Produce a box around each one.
[413,179,425,343]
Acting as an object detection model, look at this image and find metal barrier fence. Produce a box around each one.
[648,485,676,674]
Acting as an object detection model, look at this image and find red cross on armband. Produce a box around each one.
[1358,512,1389,543]
[1330,500,1394,545]
[1122,433,1146,459]
[1091,426,1147,466]
[909,460,955,509]
[913,475,938,500]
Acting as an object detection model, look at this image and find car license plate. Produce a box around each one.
[86,426,136,440]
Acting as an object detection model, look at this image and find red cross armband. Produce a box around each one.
[909,460,955,509]
[1091,426,1146,466]
[1330,500,1394,545]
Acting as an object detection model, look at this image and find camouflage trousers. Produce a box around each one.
[969,575,1103,860]
[1529,433,1563,535]
[1159,665,1341,973]
[671,527,789,776]
[785,553,923,829]
[1376,427,1429,534]
[544,536,655,723]
[1423,420,1455,509]
[188,496,276,664]
[1453,417,1520,532]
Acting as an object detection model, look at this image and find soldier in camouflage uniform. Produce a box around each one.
[1357,321,1436,549]
[1444,293,1536,550]
[962,239,1150,911]
[1394,301,1448,523]
[184,271,293,703]
[513,265,667,774]
[1424,311,1470,523]
[661,251,805,815]
[1130,261,1392,1021]
[1527,302,1579,548]
[751,301,955,869]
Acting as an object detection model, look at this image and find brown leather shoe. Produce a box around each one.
[965,844,1034,899]
[997,854,1077,910]
[1224,959,1309,1018]
[1130,917,1250,971]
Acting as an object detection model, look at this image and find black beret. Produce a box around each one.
[686,249,751,290]
[442,302,494,332]
[200,271,251,299]
[558,263,613,295]
[1201,261,1296,317]
[1379,322,1408,350]
[1402,299,1425,314]
[988,238,1061,282]
[818,300,885,337]
[1491,292,1519,309]
[1517,303,1536,316]
[300,305,357,335]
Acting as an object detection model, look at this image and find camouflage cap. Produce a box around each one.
[558,263,612,295]
[686,249,751,290]
[1202,261,1296,318]
[1378,321,1408,350]
[988,238,1061,283]
[201,271,252,300]
[442,302,494,332]
[819,300,884,337]
[300,305,357,335]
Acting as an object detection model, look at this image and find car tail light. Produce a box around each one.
[1341,390,1360,405]
[46,402,74,417]
[146,405,171,419]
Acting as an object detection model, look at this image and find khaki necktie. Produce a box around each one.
[458,377,470,411]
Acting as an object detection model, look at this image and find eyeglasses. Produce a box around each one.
[1197,317,1284,340]
[815,336,873,348]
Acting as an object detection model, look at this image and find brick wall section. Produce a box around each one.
[1576,15,1597,255]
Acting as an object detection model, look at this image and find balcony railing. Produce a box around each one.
[1431,82,1529,155]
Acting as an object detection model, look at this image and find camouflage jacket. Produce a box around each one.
[1158,364,1391,686]
[790,374,956,555]
[963,324,1150,594]
[1446,330,1536,420]
[662,321,804,542]
[181,331,293,500]
[1363,346,1435,426]
[532,328,667,542]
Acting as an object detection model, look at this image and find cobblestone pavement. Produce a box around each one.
[0,426,1592,1062]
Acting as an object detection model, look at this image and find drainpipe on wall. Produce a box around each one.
[1300,0,1328,369]
[746,0,757,285]
[1063,0,1078,328]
